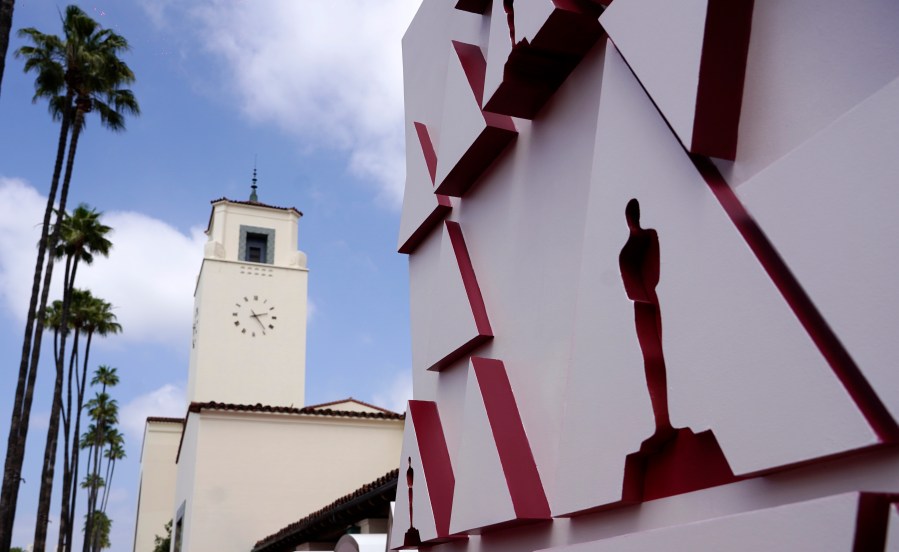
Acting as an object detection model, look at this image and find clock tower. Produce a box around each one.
[188,183,308,406]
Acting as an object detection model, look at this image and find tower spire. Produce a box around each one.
[250,159,259,202]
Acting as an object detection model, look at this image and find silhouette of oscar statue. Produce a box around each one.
[403,456,422,547]
[619,198,734,502]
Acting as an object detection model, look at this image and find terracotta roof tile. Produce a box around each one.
[304,397,402,416]
[253,470,399,552]
[175,402,404,464]
[188,401,404,420]
[146,416,184,424]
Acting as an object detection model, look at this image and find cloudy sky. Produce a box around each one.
[0,0,418,549]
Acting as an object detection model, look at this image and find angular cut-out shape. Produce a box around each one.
[554,44,876,516]
[450,358,550,534]
[557,196,735,517]
[433,41,517,197]
[736,75,899,437]
[390,401,459,549]
[397,121,452,254]
[618,198,736,504]
[600,0,753,159]
[540,493,875,552]
[454,0,489,14]
[483,0,605,118]
[425,221,493,372]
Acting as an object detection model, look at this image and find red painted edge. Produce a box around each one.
[691,0,754,160]
[445,221,493,337]
[853,493,892,551]
[692,155,899,443]
[472,357,551,520]
[427,334,493,373]
[397,202,452,255]
[451,40,517,131]
[455,0,489,14]
[414,122,438,184]
[409,400,456,539]
[397,122,452,254]
[452,41,487,106]
[434,126,518,198]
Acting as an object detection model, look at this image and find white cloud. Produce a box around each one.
[0,177,55,317]
[120,383,186,440]
[0,178,206,347]
[148,0,420,206]
[370,369,412,414]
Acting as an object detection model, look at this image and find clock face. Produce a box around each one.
[232,295,277,337]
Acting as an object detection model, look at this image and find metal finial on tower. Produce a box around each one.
[250,160,259,202]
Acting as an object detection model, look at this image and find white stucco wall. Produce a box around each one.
[174,410,404,552]
[132,420,182,552]
[393,0,899,549]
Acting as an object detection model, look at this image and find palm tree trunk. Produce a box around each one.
[83,426,103,552]
[64,329,92,552]
[0,0,14,97]
[83,408,106,552]
[100,455,112,513]
[34,252,78,552]
[0,94,73,550]
[55,331,80,552]
[32,352,65,552]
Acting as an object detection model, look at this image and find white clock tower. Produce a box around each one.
[188,182,308,406]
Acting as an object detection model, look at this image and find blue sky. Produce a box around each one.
[0,0,419,549]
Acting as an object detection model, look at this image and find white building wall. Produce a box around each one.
[176,411,403,552]
[132,421,182,552]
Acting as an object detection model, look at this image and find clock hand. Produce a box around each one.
[252,313,266,334]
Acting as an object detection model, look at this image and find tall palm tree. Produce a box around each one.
[82,389,117,552]
[99,429,124,514]
[60,304,119,552]
[1,8,138,546]
[0,0,14,96]
[54,290,88,552]
[34,206,112,552]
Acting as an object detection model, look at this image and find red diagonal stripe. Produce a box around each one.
[445,221,493,336]
[409,400,456,537]
[692,155,899,443]
[472,357,551,519]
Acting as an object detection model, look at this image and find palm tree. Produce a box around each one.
[1,8,138,546]
[83,511,110,551]
[57,296,122,552]
[82,385,118,552]
[99,429,124,514]
[34,206,112,552]
[0,0,14,97]
[54,290,88,552]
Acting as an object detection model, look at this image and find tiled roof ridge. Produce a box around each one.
[175,402,403,464]
[146,416,184,424]
[187,401,405,421]
[253,469,399,551]
[305,397,402,416]
[210,197,303,216]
